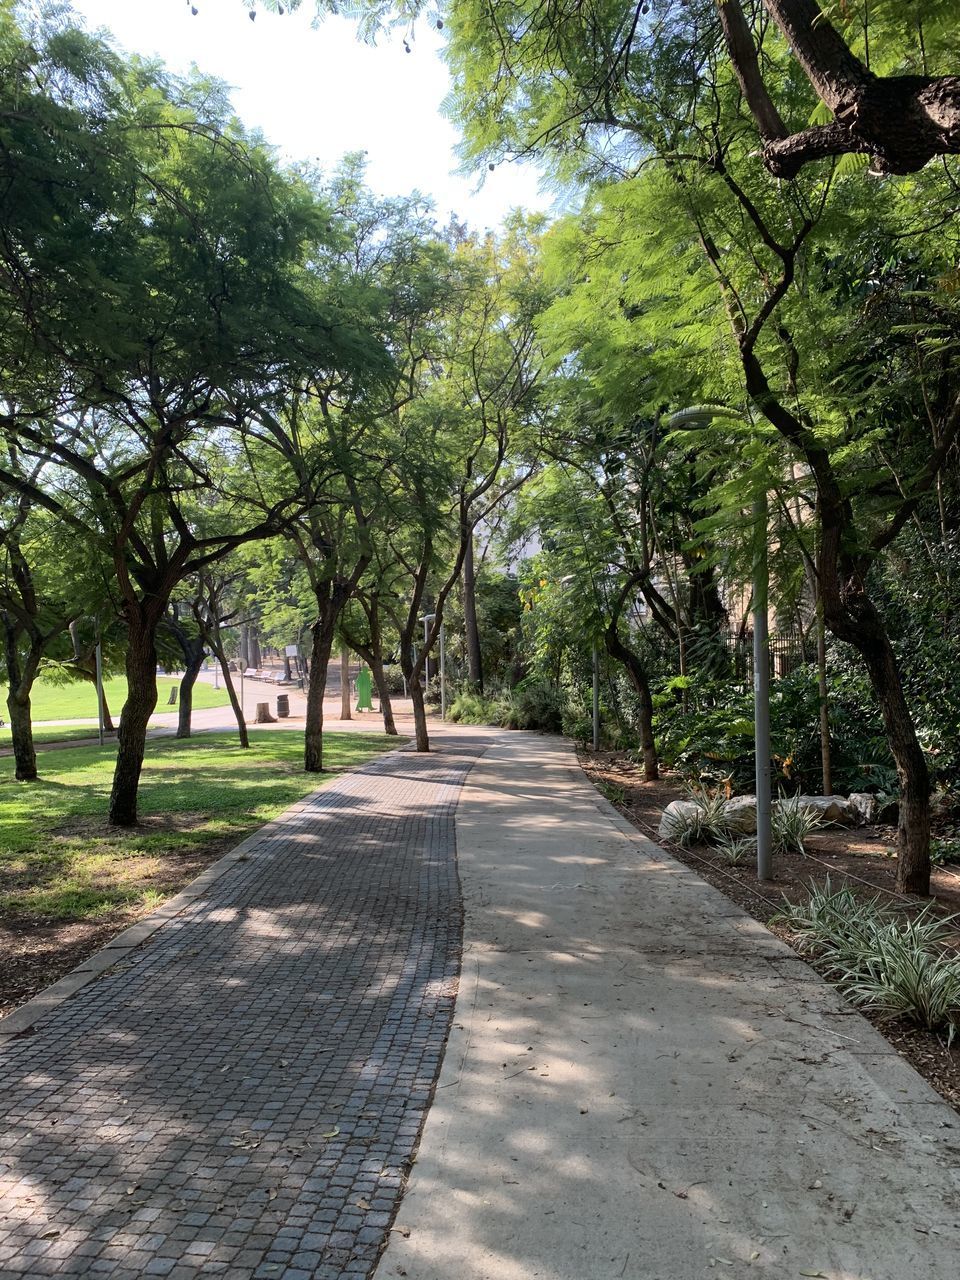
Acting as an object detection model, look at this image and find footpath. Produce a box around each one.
[1,727,958,1279]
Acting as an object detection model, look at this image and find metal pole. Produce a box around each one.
[440,624,446,720]
[213,655,219,690]
[754,489,772,881]
[95,637,105,747]
[592,642,600,752]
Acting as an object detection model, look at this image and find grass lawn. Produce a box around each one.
[0,730,402,924]
[1,673,230,724]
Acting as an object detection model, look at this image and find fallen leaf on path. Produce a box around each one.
[321,1126,340,1139]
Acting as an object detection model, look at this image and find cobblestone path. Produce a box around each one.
[0,733,490,1280]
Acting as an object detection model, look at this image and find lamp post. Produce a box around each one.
[419,613,446,720]
[667,405,772,882]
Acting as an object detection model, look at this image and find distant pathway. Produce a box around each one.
[0,730,491,1280]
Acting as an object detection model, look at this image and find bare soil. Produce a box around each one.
[579,748,960,1115]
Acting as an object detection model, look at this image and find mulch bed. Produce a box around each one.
[579,748,960,1115]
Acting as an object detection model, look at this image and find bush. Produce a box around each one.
[496,678,564,732]
[772,794,823,855]
[449,691,499,725]
[662,786,733,847]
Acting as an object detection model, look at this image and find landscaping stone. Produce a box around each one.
[723,794,758,833]
[848,791,878,825]
[658,792,856,840]
[789,794,856,825]
[657,799,699,840]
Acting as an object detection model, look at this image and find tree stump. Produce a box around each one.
[255,702,276,724]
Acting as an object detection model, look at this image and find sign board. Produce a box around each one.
[285,644,299,657]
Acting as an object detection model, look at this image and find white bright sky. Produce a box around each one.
[65,0,550,233]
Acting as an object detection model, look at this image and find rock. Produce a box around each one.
[787,794,856,826]
[848,792,877,825]
[723,795,758,834]
[658,800,700,841]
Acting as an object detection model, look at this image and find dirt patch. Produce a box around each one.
[579,748,960,1115]
[0,836,234,1020]
[51,811,210,839]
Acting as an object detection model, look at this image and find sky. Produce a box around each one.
[64,0,551,233]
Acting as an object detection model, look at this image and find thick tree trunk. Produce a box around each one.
[109,616,160,826]
[819,560,930,894]
[176,640,205,739]
[605,625,658,781]
[840,618,930,895]
[304,617,335,773]
[462,532,483,692]
[3,622,41,782]
[249,627,262,671]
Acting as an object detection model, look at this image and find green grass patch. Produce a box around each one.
[0,731,403,923]
[1,674,230,724]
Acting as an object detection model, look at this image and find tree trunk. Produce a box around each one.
[371,652,397,736]
[304,616,336,773]
[216,647,248,748]
[239,625,250,671]
[340,648,352,720]
[109,615,160,826]
[605,625,658,781]
[176,639,206,739]
[249,626,262,671]
[463,532,483,692]
[3,620,41,782]
[408,672,430,752]
[837,614,930,895]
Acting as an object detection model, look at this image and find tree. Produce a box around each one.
[0,15,383,821]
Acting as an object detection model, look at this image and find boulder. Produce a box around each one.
[847,792,877,825]
[786,794,856,826]
[723,795,758,834]
[658,800,701,842]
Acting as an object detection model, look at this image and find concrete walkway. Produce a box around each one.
[2,727,959,1279]
[375,733,960,1280]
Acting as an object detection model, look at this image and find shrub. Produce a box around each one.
[449,691,500,725]
[772,795,823,855]
[772,880,960,1042]
[715,832,756,866]
[663,786,733,847]
[497,678,564,732]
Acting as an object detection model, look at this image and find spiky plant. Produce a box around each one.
[772,795,823,855]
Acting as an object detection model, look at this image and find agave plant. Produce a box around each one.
[772,794,823,855]
[770,878,887,968]
[838,924,960,1044]
[665,785,733,847]
[772,880,960,1041]
[715,832,756,866]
